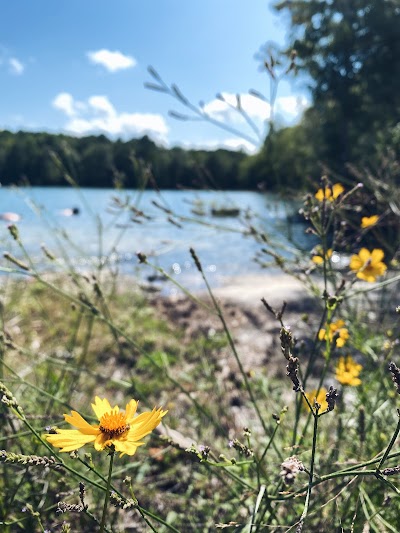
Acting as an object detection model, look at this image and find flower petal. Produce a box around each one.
[371,249,384,263]
[332,183,344,198]
[94,432,111,451]
[64,411,99,435]
[358,248,371,263]
[128,408,167,441]
[46,429,97,452]
[91,397,113,420]
[113,439,144,457]
[125,399,138,423]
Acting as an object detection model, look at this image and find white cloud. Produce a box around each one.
[179,137,257,154]
[52,92,77,117]
[9,57,24,75]
[204,93,271,123]
[87,49,136,72]
[202,92,309,127]
[88,95,116,116]
[52,92,168,141]
[275,95,309,118]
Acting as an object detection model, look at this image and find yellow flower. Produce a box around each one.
[349,248,387,282]
[304,388,328,411]
[45,396,167,457]
[315,183,344,202]
[335,355,362,386]
[361,215,379,228]
[312,248,333,265]
[318,319,349,347]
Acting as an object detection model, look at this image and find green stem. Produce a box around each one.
[195,252,273,441]
[376,413,400,472]
[100,451,115,533]
[299,410,318,530]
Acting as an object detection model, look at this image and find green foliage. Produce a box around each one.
[274,0,400,172]
[0,130,250,190]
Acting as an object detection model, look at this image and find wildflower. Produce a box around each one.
[361,215,379,228]
[349,248,387,282]
[304,388,329,412]
[312,248,333,265]
[318,319,349,347]
[335,356,362,386]
[315,183,344,202]
[45,396,167,457]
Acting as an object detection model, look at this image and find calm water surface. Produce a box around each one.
[0,187,312,290]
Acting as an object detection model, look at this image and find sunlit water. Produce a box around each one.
[0,187,314,291]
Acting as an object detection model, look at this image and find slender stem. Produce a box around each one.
[376,413,400,472]
[299,411,319,530]
[100,451,115,533]
[197,254,271,438]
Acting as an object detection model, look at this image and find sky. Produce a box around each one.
[0,1,309,153]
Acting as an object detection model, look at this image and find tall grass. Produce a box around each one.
[1,175,400,531]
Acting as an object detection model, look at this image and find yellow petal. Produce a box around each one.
[46,429,97,452]
[361,215,378,228]
[312,255,323,265]
[94,432,111,451]
[332,183,344,198]
[128,408,166,441]
[91,397,113,420]
[349,255,363,271]
[125,399,138,423]
[113,439,144,457]
[371,249,384,263]
[64,411,99,435]
[357,271,375,282]
[358,248,371,263]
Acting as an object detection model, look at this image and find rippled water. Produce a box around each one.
[0,187,313,289]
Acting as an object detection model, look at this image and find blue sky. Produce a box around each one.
[0,1,309,152]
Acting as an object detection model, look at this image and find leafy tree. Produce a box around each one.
[275,0,400,171]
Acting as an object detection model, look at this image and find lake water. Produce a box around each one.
[0,187,312,290]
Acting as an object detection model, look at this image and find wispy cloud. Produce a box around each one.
[87,49,136,72]
[203,92,309,127]
[52,92,168,141]
[9,57,24,75]
[179,137,257,154]
[203,93,271,123]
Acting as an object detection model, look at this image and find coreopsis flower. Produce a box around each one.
[312,248,333,265]
[361,215,379,228]
[45,396,167,457]
[349,248,387,282]
[315,183,344,202]
[318,319,349,347]
[304,388,328,412]
[335,355,362,386]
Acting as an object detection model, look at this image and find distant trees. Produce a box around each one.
[0,131,254,190]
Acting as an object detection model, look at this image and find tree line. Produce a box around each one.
[0,130,270,190]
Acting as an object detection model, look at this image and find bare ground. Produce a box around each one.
[150,273,320,378]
